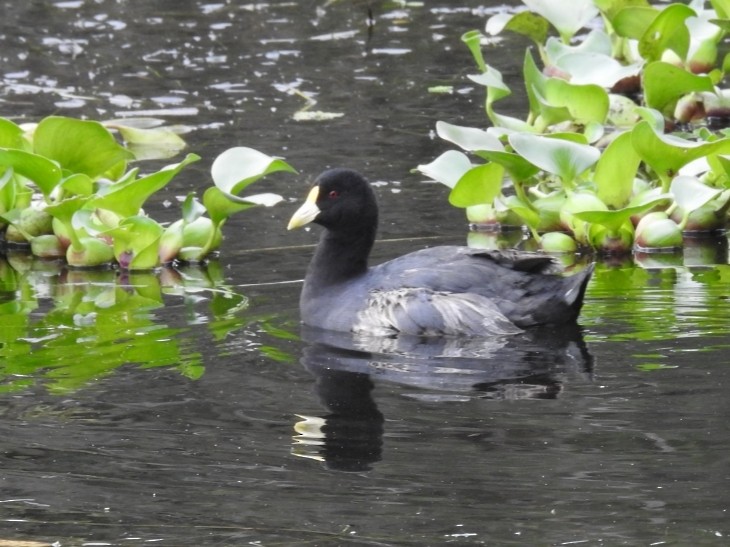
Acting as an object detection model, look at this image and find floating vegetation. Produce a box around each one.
[418,0,730,258]
[0,115,296,269]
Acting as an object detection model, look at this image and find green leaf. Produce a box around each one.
[543,78,609,124]
[448,163,504,207]
[107,215,164,270]
[181,193,207,224]
[636,107,667,131]
[0,168,16,213]
[72,208,119,236]
[0,118,26,149]
[469,67,535,130]
[523,0,599,42]
[523,49,548,122]
[44,195,91,250]
[90,153,200,217]
[0,208,32,241]
[540,231,578,253]
[211,147,297,199]
[574,199,666,233]
[158,220,184,263]
[611,6,660,40]
[33,116,133,178]
[528,51,610,130]
[468,67,511,100]
[631,121,730,187]
[634,212,683,249]
[593,131,641,208]
[711,0,730,18]
[59,173,95,197]
[508,133,601,187]
[670,175,723,214]
[108,123,187,161]
[643,61,714,113]
[66,236,114,268]
[545,29,612,61]
[502,195,541,230]
[435,121,503,152]
[461,30,486,72]
[415,150,473,188]
[0,148,62,197]
[608,94,642,128]
[473,150,540,182]
[595,0,652,21]
[552,47,642,87]
[203,186,257,226]
[485,11,549,46]
[638,3,695,62]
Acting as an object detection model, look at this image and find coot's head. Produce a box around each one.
[287,168,378,232]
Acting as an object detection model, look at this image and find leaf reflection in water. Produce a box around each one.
[0,255,252,394]
[292,324,593,471]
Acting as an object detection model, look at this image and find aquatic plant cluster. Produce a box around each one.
[0,115,296,269]
[417,0,730,255]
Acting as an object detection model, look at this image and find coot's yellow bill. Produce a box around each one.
[287,186,320,230]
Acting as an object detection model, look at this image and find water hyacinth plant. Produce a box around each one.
[0,115,296,269]
[418,0,730,257]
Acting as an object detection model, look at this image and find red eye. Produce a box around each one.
[328,190,339,199]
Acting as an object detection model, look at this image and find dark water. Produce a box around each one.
[1,1,729,546]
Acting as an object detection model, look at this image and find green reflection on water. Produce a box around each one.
[582,260,730,348]
[0,252,285,394]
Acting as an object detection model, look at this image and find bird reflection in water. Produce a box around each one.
[292,325,594,471]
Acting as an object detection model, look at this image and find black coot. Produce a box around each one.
[288,168,594,336]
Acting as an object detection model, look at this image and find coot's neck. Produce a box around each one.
[305,224,376,289]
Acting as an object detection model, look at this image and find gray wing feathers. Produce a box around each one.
[354,288,523,336]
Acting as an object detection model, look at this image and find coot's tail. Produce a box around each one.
[563,263,595,320]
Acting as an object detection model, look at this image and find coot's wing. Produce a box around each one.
[353,287,523,336]
[372,246,550,295]
[475,249,561,274]
[366,246,591,328]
